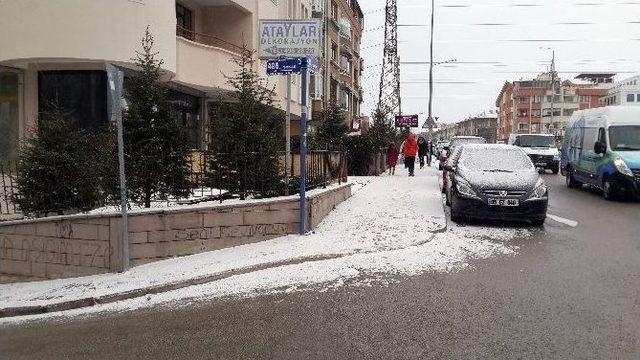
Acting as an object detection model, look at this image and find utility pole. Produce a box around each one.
[427,0,435,127]
[549,50,556,134]
[377,0,401,121]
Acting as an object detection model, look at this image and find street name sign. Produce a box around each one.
[395,115,420,127]
[259,19,322,59]
[266,57,319,76]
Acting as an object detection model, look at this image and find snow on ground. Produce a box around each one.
[0,167,529,324]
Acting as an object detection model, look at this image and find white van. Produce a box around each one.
[508,133,560,174]
[561,106,640,200]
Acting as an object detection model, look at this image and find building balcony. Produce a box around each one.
[174,30,245,93]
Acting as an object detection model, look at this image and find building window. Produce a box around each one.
[518,123,529,131]
[563,109,575,116]
[627,94,635,103]
[0,71,20,162]
[331,42,337,62]
[38,71,108,130]
[563,96,574,103]
[331,1,338,21]
[579,95,590,103]
[637,94,640,102]
[176,3,194,38]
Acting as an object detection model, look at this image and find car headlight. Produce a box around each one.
[456,178,478,199]
[614,158,634,177]
[553,154,560,161]
[529,178,547,200]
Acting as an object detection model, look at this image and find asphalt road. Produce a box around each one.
[2,173,640,359]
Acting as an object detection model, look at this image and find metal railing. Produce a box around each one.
[0,150,348,220]
[176,26,249,56]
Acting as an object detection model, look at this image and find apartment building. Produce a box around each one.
[310,0,364,129]
[432,111,498,143]
[495,72,611,142]
[455,111,498,144]
[600,74,640,106]
[0,0,312,162]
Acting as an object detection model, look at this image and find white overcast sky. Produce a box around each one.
[359,0,640,125]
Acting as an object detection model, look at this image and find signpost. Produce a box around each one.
[395,115,420,128]
[261,19,322,235]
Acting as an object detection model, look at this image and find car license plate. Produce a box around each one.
[535,162,547,167]
[488,198,519,207]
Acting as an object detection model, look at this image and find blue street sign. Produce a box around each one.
[267,57,319,76]
[267,58,303,76]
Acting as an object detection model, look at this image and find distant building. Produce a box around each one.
[600,75,640,106]
[432,110,498,143]
[495,72,612,142]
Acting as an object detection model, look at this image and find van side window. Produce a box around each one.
[582,128,598,155]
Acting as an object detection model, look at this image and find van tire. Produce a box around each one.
[602,177,618,201]
[566,168,582,189]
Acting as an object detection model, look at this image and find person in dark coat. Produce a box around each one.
[386,143,399,175]
[418,136,429,169]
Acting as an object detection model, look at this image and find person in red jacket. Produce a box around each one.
[386,143,399,175]
[400,133,419,176]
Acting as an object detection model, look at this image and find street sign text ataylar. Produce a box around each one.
[259,19,322,59]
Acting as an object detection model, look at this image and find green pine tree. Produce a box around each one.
[14,107,101,216]
[366,108,398,149]
[123,27,191,207]
[206,47,284,199]
[316,105,350,149]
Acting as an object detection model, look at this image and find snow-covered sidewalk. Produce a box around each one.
[0,167,528,323]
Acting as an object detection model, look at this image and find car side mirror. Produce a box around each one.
[594,142,606,155]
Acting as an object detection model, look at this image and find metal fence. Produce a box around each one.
[0,150,348,220]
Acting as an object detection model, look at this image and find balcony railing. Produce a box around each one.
[176,26,248,56]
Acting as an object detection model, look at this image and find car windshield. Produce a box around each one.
[517,136,555,148]
[460,148,533,172]
[609,126,640,151]
[451,138,485,147]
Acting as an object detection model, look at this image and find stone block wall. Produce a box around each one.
[0,184,352,282]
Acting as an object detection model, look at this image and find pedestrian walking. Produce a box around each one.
[386,143,399,175]
[426,139,434,167]
[402,133,418,176]
[418,136,429,169]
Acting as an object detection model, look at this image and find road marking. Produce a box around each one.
[547,214,579,227]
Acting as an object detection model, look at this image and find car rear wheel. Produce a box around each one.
[551,164,560,175]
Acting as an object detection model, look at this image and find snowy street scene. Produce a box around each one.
[3,0,640,358]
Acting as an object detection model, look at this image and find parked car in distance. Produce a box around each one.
[438,136,486,170]
[561,106,640,200]
[508,133,560,174]
[441,146,464,194]
[444,144,548,226]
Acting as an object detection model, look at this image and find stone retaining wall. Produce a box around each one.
[0,184,351,282]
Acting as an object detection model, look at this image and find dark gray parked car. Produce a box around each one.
[444,144,548,226]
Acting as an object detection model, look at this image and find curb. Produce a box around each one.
[0,254,341,319]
